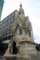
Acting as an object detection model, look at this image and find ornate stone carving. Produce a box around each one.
[9,4,33,55]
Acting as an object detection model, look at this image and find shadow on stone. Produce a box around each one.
[12,41,18,54]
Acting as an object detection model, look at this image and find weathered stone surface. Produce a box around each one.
[15,35,33,44]
[18,42,37,57]
[4,4,37,60]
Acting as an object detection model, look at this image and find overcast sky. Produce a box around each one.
[1,0,40,44]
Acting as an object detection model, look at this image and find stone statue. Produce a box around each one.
[9,4,32,54]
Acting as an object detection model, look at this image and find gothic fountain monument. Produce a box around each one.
[4,4,37,60]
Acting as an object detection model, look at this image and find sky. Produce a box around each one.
[1,0,40,44]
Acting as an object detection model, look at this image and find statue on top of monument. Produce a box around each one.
[18,3,24,15]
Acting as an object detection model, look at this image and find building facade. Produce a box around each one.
[0,10,18,39]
